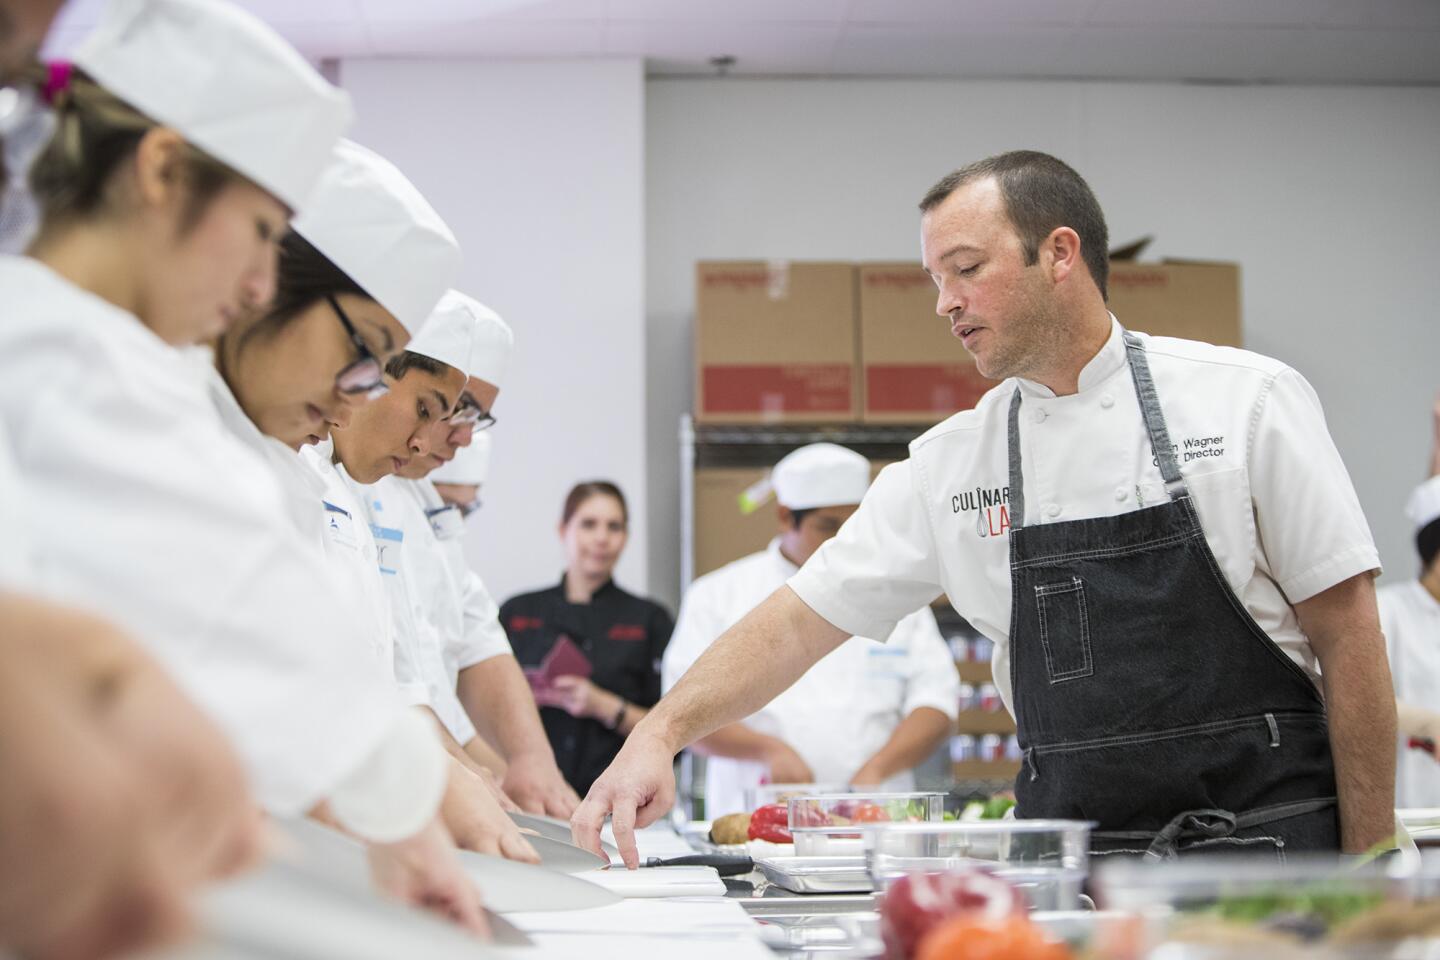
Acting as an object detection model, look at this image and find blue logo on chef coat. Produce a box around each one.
[322,500,358,550]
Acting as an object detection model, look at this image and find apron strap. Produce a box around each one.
[1007,386,1027,530]
[1092,796,1339,860]
[1121,331,1189,500]
[1006,330,1187,531]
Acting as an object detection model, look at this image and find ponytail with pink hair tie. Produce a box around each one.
[41,61,74,107]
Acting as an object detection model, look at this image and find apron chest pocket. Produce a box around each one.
[1035,577,1093,683]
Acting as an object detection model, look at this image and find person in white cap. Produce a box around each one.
[311,296,542,860]
[1378,402,1440,808]
[364,294,582,814]
[431,430,490,514]
[662,443,959,818]
[203,138,512,894]
[1,5,261,958]
[0,0,484,937]
[378,293,585,816]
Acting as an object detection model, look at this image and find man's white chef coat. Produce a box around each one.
[665,538,961,818]
[790,318,1380,717]
[1378,580,1440,808]
[359,474,484,743]
[0,256,411,816]
[297,442,431,709]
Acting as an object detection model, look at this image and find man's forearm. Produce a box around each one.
[692,722,785,762]
[457,655,553,762]
[641,586,848,755]
[1296,573,1396,853]
[852,707,952,784]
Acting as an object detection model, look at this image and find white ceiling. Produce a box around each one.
[43,0,1440,84]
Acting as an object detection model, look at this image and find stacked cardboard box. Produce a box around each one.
[857,263,995,424]
[694,261,858,424]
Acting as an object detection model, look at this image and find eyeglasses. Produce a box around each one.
[327,295,387,399]
[448,395,497,431]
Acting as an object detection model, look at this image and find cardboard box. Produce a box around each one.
[695,261,858,423]
[857,263,996,424]
[1107,260,1242,347]
[693,461,891,581]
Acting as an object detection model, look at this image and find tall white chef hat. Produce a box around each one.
[467,300,514,389]
[771,443,871,511]
[405,293,477,375]
[423,289,514,387]
[291,140,460,333]
[1406,475,1440,568]
[432,433,491,486]
[72,0,350,211]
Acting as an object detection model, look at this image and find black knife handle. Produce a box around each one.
[646,854,754,876]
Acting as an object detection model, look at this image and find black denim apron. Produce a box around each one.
[1007,331,1339,859]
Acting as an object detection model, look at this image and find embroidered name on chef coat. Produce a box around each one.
[369,524,403,576]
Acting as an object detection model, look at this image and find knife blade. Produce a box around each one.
[509,810,621,860]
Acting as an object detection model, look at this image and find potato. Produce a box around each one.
[709,812,751,846]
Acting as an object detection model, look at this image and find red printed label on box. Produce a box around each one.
[703,364,853,414]
[866,364,992,414]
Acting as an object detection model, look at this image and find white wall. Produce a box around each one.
[342,58,647,606]
[646,78,1440,611]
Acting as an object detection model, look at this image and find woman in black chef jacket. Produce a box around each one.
[499,481,674,795]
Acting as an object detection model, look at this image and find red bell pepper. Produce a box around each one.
[747,803,793,843]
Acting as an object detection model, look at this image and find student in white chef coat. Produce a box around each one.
[349,294,585,818]
[663,443,960,818]
[1,5,265,957]
[431,430,490,514]
[1378,471,1440,808]
[578,150,1395,865]
[0,439,258,960]
[207,139,533,869]
[295,296,539,862]
[0,0,484,931]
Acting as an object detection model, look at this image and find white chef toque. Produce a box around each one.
[290,140,460,334]
[421,289,513,387]
[771,442,871,510]
[73,0,350,210]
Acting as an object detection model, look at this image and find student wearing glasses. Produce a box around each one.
[211,142,540,863]
[367,293,585,819]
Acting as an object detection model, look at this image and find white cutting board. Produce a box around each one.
[579,864,727,898]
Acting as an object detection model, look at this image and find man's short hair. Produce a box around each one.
[919,150,1110,300]
[384,350,446,381]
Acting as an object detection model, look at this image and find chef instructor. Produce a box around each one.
[576,150,1396,864]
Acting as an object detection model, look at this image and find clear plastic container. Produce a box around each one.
[743,782,848,813]
[1094,854,1440,953]
[865,819,1093,911]
[787,792,945,857]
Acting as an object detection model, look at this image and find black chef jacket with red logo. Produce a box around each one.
[499,576,674,794]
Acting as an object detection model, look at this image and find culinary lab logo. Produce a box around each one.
[952,486,1011,538]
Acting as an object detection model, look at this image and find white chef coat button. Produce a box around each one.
[1115,486,1128,502]
[1100,394,1115,409]
[1030,408,1047,424]
[1044,503,1061,518]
